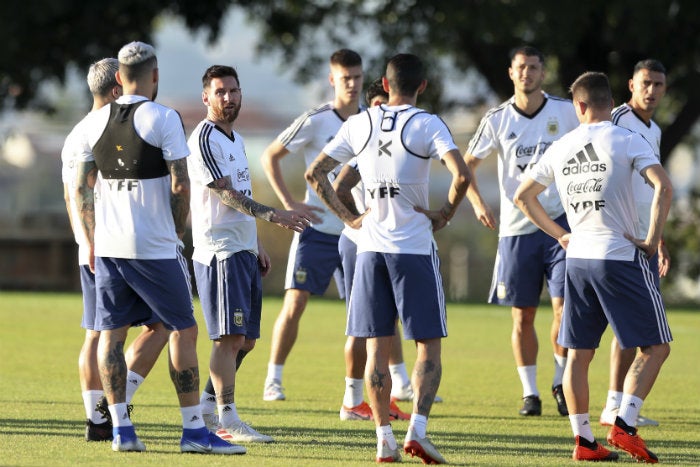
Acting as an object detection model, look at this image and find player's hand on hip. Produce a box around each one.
[624,233,655,258]
[414,206,450,232]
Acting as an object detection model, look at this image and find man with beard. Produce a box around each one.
[76,42,242,454]
[187,65,309,444]
[463,45,578,417]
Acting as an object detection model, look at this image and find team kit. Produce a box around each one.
[62,40,671,463]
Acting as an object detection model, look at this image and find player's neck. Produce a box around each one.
[628,100,654,124]
[513,89,545,116]
[333,97,360,120]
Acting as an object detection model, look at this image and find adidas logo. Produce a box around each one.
[222,406,233,413]
[206,395,216,402]
[507,132,517,140]
[562,143,607,175]
[129,378,138,385]
[583,420,589,425]
[190,415,200,422]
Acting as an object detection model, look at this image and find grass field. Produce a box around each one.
[0,291,699,466]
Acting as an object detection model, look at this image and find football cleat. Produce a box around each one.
[572,436,619,461]
[552,384,569,416]
[403,427,447,464]
[180,427,247,454]
[340,401,373,421]
[216,420,274,443]
[607,418,658,463]
[263,380,286,401]
[111,426,145,452]
[377,439,402,463]
[85,419,113,442]
[389,399,411,421]
[519,395,542,416]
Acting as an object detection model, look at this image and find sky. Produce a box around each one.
[154,10,321,117]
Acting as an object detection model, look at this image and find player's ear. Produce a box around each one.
[628,78,634,94]
[202,90,209,106]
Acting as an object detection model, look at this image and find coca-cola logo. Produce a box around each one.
[515,141,553,158]
[567,178,603,195]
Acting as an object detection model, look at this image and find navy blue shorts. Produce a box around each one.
[194,252,262,340]
[284,227,344,297]
[558,250,672,350]
[488,214,568,307]
[348,245,447,340]
[94,253,195,331]
[338,233,357,308]
[80,265,158,330]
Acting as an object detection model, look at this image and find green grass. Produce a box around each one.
[0,291,699,466]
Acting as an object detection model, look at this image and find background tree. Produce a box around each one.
[3,0,699,163]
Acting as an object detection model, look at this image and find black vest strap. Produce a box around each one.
[93,101,168,179]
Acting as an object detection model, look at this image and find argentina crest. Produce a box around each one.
[546,117,559,136]
[233,309,244,327]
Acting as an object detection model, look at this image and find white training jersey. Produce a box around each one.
[277,102,362,235]
[62,114,93,265]
[467,93,578,237]
[77,95,190,259]
[187,120,258,265]
[612,103,662,238]
[529,121,659,260]
[324,104,458,255]
[332,157,365,244]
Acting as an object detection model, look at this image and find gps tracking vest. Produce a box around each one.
[93,101,167,180]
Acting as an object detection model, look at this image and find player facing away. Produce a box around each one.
[600,59,668,429]
[260,49,364,401]
[464,45,578,417]
[306,53,471,464]
[514,71,673,463]
[334,78,410,422]
[61,58,169,442]
[75,41,243,455]
[187,65,309,445]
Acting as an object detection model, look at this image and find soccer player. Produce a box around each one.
[260,49,364,401]
[187,65,308,443]
[599,59,668,428]
[514,71,673,463]
[334,78,409,422]
[306,53,471,464]
[61,58,169,442]
[75,41,242,455]
[464,45,578,417]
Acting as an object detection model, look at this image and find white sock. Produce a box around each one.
[517,365,539,397]
[266,363,284,383]
[376,424,397,450]
[553,354,567,387]
[180,405,205,429]
[83,390,106,423]
[409,413,428,438]
[618,394,644,427]
[568,413,594,443]
[200,390,217,415]
[604,390,623,412]
[218,402,241,428]
[343,377,364,408]
[389,363,410,389]
[125,371,145,404]
[108,403,132,428]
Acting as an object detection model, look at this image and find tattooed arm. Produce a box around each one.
[167,158,191,240]
[209,176,309,232]
[305,153,365,228]
[75,160,98,271]
[332,163,362,217]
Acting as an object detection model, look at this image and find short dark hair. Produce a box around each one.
[634,59,666,76]
[509,45,545,65]
[202,65,240,89]
[365,78,388,105]
[385,53,425,97]
[570,71,612,109]
[330,49,362,68]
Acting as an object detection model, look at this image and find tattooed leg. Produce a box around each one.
[623,343,670,399]
[98,325,130,405]
[412,338,443,417]
[168,325,201,407]
[365,336,393,426]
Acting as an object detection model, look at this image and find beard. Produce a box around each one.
[214,105,240,123]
